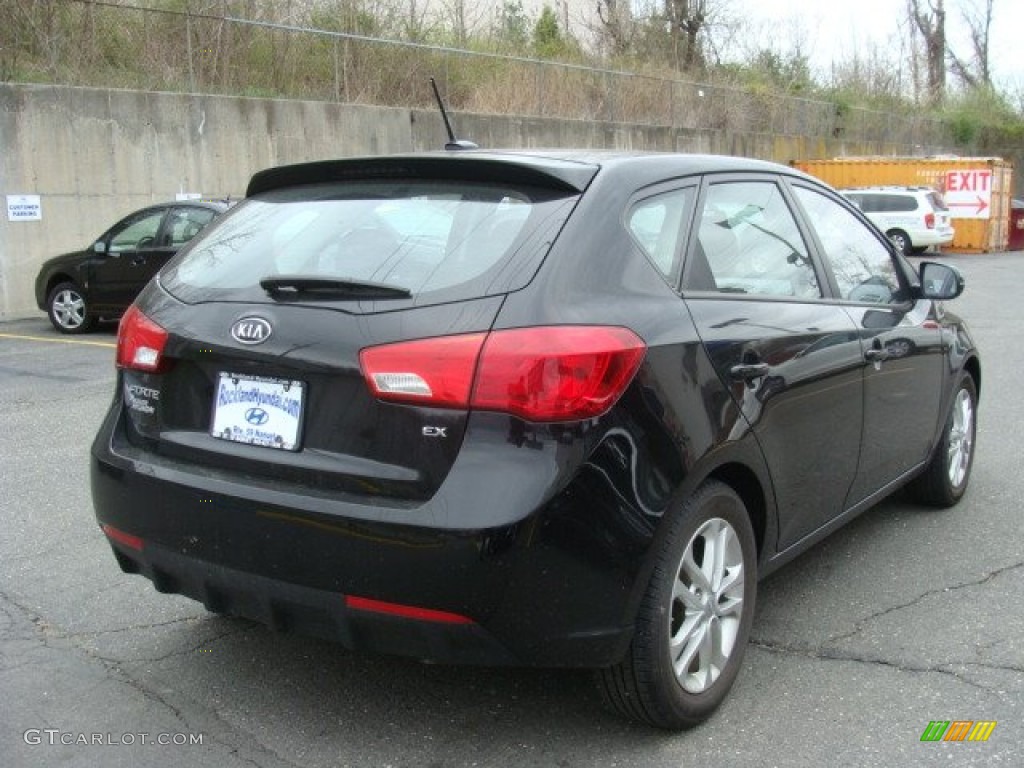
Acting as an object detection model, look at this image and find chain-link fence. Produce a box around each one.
[3,0,950,148]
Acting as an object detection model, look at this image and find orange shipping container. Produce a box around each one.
[791,156,1012,253]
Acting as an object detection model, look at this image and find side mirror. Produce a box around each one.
[93,241,107,254]
[919,261,964,300]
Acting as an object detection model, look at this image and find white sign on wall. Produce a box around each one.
[944,169,992,219]
[7,195,42,221]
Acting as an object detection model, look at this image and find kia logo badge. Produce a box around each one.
[231,317,272,345]
[245,408,270,426]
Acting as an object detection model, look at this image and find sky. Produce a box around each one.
[737,0,1024,89]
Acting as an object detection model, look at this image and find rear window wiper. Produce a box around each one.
[259,276,412,299]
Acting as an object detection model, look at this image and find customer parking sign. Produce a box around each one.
[6,195,42,221]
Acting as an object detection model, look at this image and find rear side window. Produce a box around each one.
[850,193,918,213]
[884,194,918,212]
[162,181,576,305]
[164,207,217,247]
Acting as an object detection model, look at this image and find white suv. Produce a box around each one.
[840,186,955,255]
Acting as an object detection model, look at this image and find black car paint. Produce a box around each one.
[90,151,978,670]
[34,201,228,322]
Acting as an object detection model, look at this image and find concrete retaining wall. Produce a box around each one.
[0,83,943,321]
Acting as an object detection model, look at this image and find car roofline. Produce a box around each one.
[244,150,813,198]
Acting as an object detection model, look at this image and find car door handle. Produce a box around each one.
[730,363,770,381]
[864,347,890,363]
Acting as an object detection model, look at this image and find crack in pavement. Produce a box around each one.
[0,588,301,767]
[84,624,259,665]
[748,559,1024,696]
[749,638,1021,694]
[822,558,1024,648]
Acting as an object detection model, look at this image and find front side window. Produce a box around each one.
[109,211,165,253]
[794,186,906,304]
[686,180,819,298]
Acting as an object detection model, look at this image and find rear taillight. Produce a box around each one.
[359,326,646,422]
[116,305,169,372]
[359,333,486,408]
[474,327,646,421]
[925,212,936,229]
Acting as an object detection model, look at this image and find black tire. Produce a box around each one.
[46,281,96,334]
[597,480,757,729]
[906,372,977,507]
[886,229,912,255]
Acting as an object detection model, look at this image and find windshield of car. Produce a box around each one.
[161,180,577,306]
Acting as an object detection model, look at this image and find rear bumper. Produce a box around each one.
[103,536,520,665]
[915,227,955,247]
[90,402,649,667]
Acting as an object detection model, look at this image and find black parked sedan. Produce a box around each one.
[91,151,978,729]
[34,200,229,333]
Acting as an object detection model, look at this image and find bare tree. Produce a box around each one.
[829,42,905,102]
[440,0,488,46]
[948,0,994,89]
[400,0,432,41]
[908,0,946,104]
[595,0,633,57]
[665,0,708,71]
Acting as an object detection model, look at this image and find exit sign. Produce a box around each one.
[945,169,993,219]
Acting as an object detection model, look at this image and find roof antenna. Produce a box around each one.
[430,77,478,151]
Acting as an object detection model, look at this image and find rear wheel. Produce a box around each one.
[597,480,756,729]
[46,281,96,334]
[907,372,977,507]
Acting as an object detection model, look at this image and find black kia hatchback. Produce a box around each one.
[91,151,979,729]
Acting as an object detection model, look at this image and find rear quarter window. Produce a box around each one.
[627,187,695,281]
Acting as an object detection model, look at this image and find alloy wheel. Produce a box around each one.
[947,387,974,489]
[51,288,87,330]
[668,517,745,694]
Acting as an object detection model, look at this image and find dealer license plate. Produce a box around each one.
[210,372,305,451]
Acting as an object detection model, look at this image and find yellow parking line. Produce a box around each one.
[0,332,116,348]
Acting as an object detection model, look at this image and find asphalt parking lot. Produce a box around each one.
[1,253,1022,768]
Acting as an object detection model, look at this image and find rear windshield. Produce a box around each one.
[161,180,577,306]
[926,192,948,211]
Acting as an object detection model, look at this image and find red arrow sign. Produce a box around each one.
[948,195,989,215]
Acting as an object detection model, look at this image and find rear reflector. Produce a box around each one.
[360,326,645,422]
[116,305,170,372]
[344,595,475,625]
[101,523,144,552]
